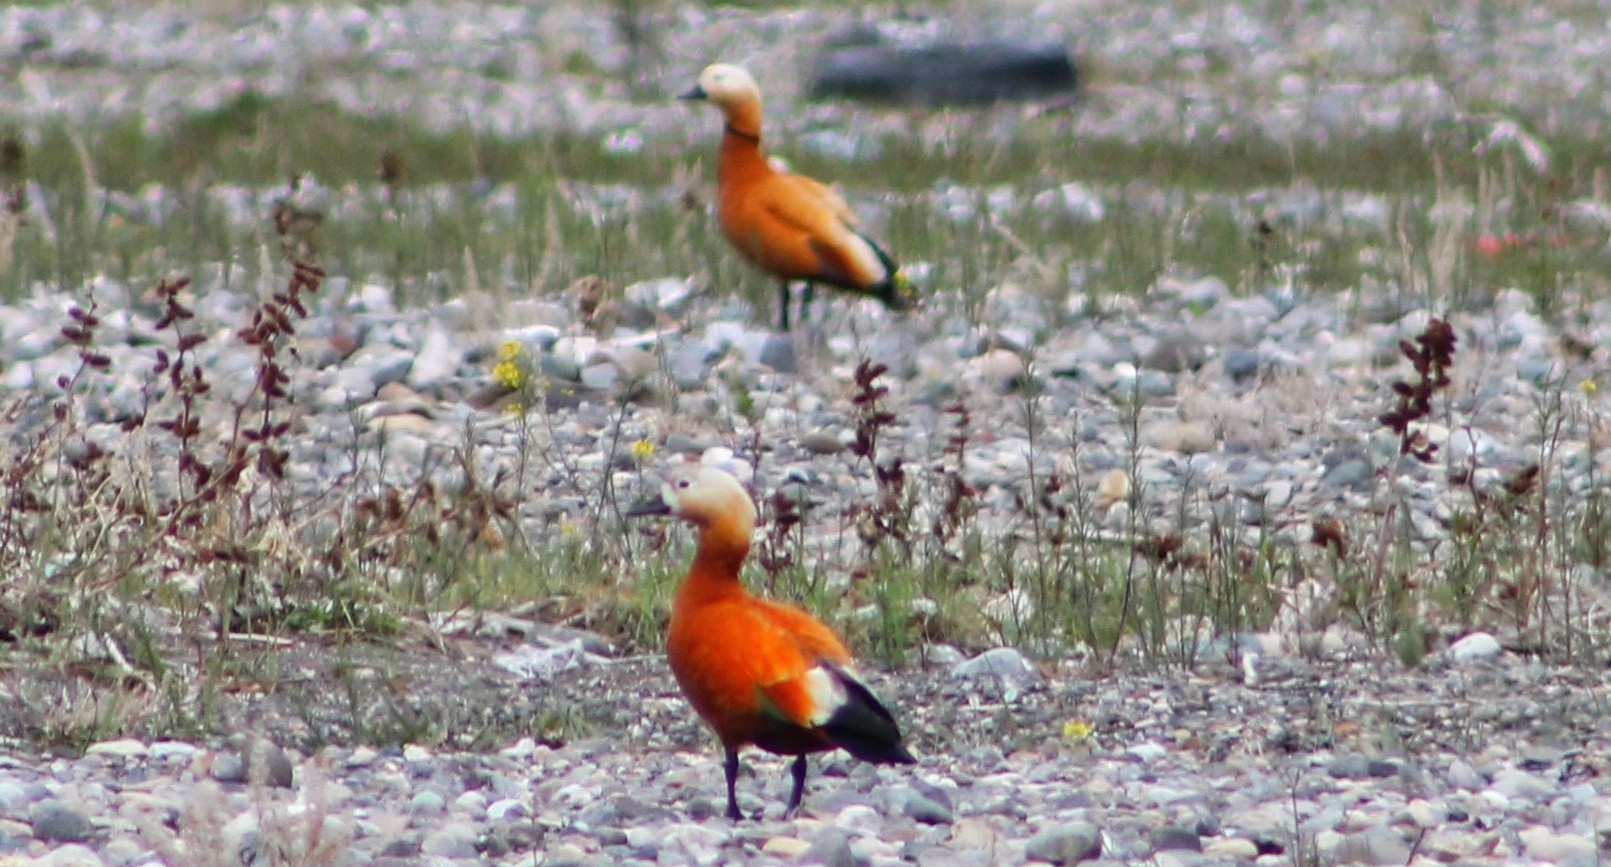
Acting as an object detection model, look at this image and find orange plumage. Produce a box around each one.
[629,465,916,820]
[681,63,914,330]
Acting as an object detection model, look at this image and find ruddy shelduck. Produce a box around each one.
[680,63,915,330]
[629,465,916,820]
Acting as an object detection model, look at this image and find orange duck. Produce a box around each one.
[681,63,915,330]
[628,464,916,820]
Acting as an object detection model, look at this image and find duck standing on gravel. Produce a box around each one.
[628,464,916,820]
[680,62,915,331]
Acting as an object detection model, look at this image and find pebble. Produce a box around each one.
[835,803,884,835]
[1142,329,1207,372]
[1447,632,1503,663]
[420,823,480,858]
[36,845,104,867]
[805,829,858,867]
[0,3,1606,866]
[84,739,146,759]
[950,647,1039,681]
[763,836,811,857]
[1024,821,1102,864]
[210,743,294,788]
[410,790,446,813]
[800,429,846,455]
[1150,826,1202,852]
[30,800,94,844]
[1202,836,1259,859]
[407,326,462,390]
[901,790,955,825]
[1518,827,1597,864]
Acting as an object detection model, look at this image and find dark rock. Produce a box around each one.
[1143,329,1208,372]
[759,334,797,374]
[1518,746,1566,770]
[380,835,423,857]
[1151,826,1202,852]
[1366,758,1401,778]
[1222,347,1261,380]
[810,40,1077,105]
[212,740,295,788]
[1327,753,1370,778]
[31,799,94,843]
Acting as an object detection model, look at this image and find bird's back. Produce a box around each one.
[716,161,894,293]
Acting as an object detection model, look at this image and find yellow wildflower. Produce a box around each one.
[493,358,526,390]
[1061,718,1095,741]
[1581,378,1598,396]
[498,340,523,361]
[630,439,656,465]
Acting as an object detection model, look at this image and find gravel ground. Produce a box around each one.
[0,647,1608,865]
[3,1,1611,865]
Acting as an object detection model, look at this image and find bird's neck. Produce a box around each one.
[678,515,753,607]
[717,105,770,181]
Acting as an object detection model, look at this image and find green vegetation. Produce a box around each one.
[9,90,1611,314]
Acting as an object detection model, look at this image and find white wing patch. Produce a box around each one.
[840,232,890,286]
[802,665,849,725]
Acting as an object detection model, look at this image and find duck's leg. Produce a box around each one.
[777,281,793,331]
[784,754,808,818]
[800,282,816,325]
[724,748,744,821]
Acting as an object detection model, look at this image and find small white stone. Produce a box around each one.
[835,804,883,836]
[1127,742,1169,762]
[406,326,462,389]
[1518,827,1596,863]
[85,739,147,759]
[499,737,537,758]
[149,741,199,761]
[1203,837,1259,859]
[762,837,812,857]
[950,647,1039,682]
[491,640,590,680]
[1402,798,1443,828]
[1446,632,1502,664]
[346,747,378,767]
[922,644,967,667]
[453,790,487,814]
[36,843,103,867]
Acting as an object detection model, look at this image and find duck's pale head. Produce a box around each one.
[679,63,763,115]
[627,464,757,533]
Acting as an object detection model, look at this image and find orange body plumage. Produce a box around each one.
[629,465,915,820]
[681,63,914,330]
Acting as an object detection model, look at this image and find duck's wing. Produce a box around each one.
[738,174,889,289]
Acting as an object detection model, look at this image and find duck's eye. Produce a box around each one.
[676,479,692,489]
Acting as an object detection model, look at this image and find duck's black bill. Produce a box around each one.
[626,490,672,517]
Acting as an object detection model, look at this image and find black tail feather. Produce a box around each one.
[819,663,917,765]
[856,231,913,312]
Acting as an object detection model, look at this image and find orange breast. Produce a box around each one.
[667,594,852,752]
